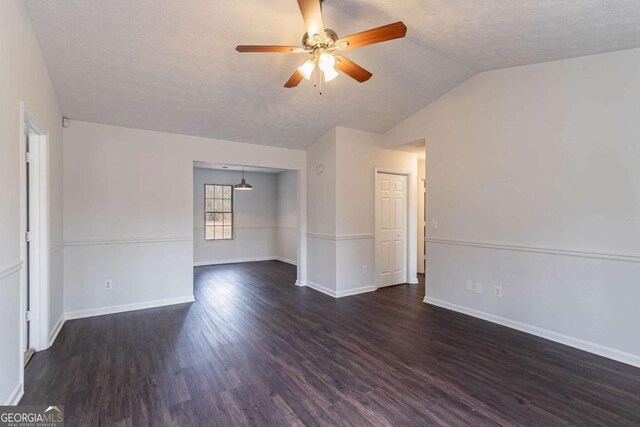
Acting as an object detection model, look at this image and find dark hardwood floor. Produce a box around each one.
[22,261,640,426]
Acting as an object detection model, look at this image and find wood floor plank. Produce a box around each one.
[21,260,640,426]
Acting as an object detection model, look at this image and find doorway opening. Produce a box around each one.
[191,162,301,294]
[382,139,427,293]
[20,108,50,370]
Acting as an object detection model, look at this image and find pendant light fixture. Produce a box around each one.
[234,166,253,191]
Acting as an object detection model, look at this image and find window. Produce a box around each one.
[205,184,233,240]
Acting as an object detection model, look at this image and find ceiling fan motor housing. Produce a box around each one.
[302,28,339,49]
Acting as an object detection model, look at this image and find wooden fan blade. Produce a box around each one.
[335,55,372,83]
[284,70,305,88]
[297,0,325,40]
[236,45,301,53]
[336,21,407,51]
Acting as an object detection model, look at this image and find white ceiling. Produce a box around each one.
[193,162,287,174]
[25,0,640,150]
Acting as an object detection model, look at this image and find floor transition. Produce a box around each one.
[21,261,640,425]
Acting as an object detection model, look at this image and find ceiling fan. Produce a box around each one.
[235,0,407,90]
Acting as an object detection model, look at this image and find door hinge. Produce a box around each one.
[25,152,31,163]
[26,310,32,322]
[25,231,31,242]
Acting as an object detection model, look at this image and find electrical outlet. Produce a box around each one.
[361,265,368,274]
[431,220,438,230]
[105,280,112,290]
[475,282,483,294]
[494,285,503,298]
[465,280,473,291]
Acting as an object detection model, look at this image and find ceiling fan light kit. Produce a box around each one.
[298,59,316,80]
[235,0,407,92]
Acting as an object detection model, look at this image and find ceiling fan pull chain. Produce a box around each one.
[314,66,318,89]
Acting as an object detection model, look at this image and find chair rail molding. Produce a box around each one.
[306,232,374,241]
[0,260,23,281]
[64,236,193,247]
[427,237,640,263]
[50,242,64,253]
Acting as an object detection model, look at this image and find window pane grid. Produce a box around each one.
[204,184,233,240]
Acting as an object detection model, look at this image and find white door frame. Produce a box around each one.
[19,102,50,361]
[419,177,426,274]
[374,168,416,288]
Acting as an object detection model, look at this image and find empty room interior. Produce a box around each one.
[2,0,640,425]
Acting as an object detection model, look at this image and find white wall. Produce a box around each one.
[0,0,63,405]
[384,48,640,367]
[63,121,307,317]
[276,171,298,265]
[306,128,338,293]
[305,127,417,297]
[193,168,277,265]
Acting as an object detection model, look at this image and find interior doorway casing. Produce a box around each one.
[19,103,51,367]
[189,162,307,289]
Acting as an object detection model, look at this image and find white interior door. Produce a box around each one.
[376,172,408,287]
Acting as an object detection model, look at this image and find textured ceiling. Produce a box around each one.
[25,0,640,149]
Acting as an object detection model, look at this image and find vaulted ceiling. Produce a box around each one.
[25,0,640,149]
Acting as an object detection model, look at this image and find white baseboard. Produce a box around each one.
[336,286,377,298]
[275,257,297,266]
[408,277,419,285]
[295,280,306,287]
[5,382,23,406]
[65,295,195,320]
[303,281,376,298]
[424,296,640,369]
[48,314,65,347]
[194,256,276,267]
[304,281,337,297]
